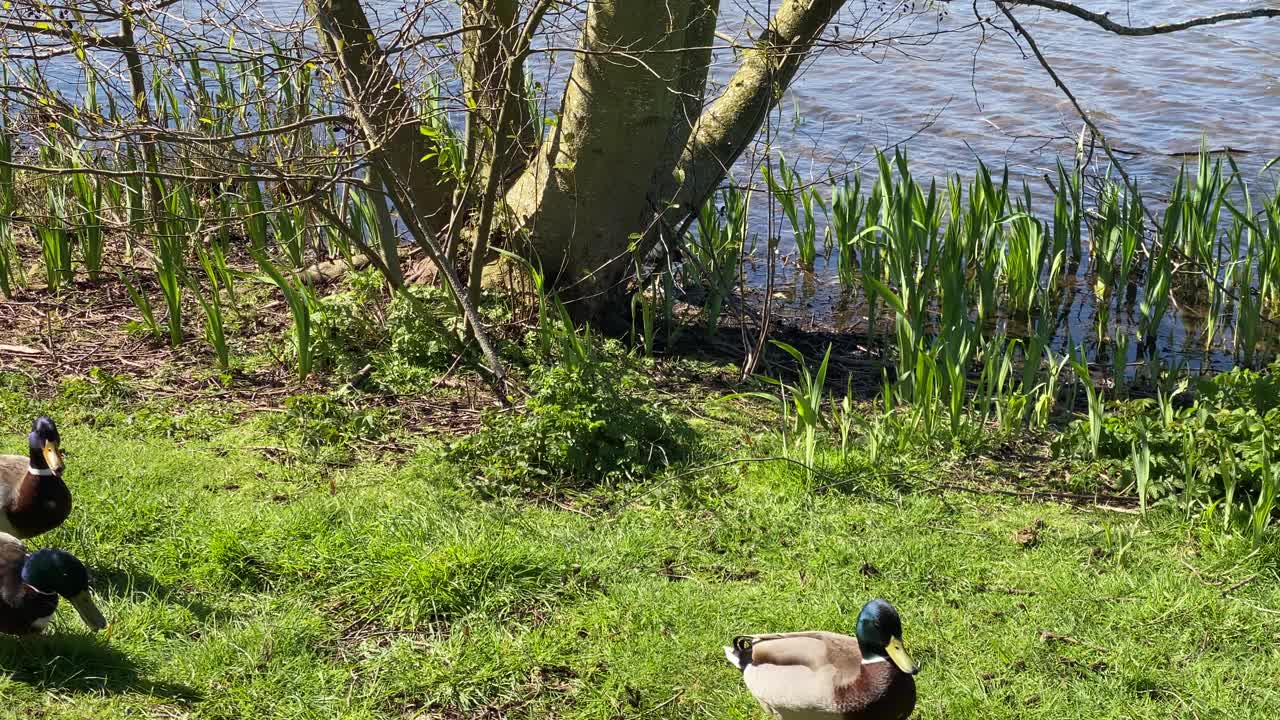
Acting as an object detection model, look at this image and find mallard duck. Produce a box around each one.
[0,531,107,634]
[724,599,919,720]
[0,417,71,538]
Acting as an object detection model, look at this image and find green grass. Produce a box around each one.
[0,380,1278,719]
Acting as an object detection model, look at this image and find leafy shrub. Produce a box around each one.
[266,392,400,464]
[386,284,458,371]
[1055,363,1280,525]
[310,270,387,373]
[447,358,693,495]
[309,275,462,389]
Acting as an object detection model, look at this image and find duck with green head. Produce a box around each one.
[0,417,72,539]
[0,531,107,635]
[724,599,919,719]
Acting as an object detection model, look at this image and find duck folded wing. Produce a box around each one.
[730,632,864,670]
[727,633,865,716]
[0,456,26,495]
[0,532,28,604]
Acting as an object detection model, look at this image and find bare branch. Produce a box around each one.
[1008,0,1279,36]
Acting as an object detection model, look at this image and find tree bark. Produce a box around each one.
[660,0,846,234]
[308,0,457,234]
[461,0,536,189]
[503,0,696,324]
[311,0,847,329]
[645,0,720,231]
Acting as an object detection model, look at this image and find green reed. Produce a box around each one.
[68,168,104,281]
[1052,160,1084,261]
[1138,236,1173,351]
[864,149,943,394]
[689,184,750,334]
[122,272,163,340]
[973,335,1012,422]
[1003,209,1048,314]
[273,203,308,268]
[830,172,865,289]
[1091,181,1143,299]
[764,154,821,269]
[0,127,15,297]
[155,183,193,347]
[239,175,271,249]
[763,341,831,475]
[421,75,466,183]
[1169,151,1230,300]
[942,332,973,441]
[192,245,231,369]
[1071,353,1104,460]
[0,219,13,298]
[254,248,315,380]
[1033,348,1070,429]
[833,377,857,457]
[1132,436,1152,514]
[629,272,658,358]
[1259,187,1280,313]
[1013,184,1065,314]
[1249,433,1278,548]
[855,180,886,335]
[121,145,146,249]
[35,187,73,291]
[348,183,401,287]
[1221,192,1256,365]
[951,163,1009,325]
[208,195,240,307]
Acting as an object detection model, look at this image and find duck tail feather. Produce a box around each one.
[724,636,754,670]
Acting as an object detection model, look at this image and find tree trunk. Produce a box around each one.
[312,0,847,330]
[503,0,696,324]
[461,0,537,189]
[309,0,457,234]
[645,0,721,235]
[659,0,846,236]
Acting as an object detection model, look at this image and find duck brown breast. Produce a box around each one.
[5,473,72,538]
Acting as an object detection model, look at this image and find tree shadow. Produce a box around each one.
[89,564,224,623]
[0,631,201,701]
[660,322,891,397]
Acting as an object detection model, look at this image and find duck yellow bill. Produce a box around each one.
[886,636,918,675]
[43,440,63,473]
[67,591,108,632]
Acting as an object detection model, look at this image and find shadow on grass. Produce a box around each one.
[0,631,201,701]
[660,322,891,398]
[90,565,224,622]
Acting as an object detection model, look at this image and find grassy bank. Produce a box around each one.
[1,369,1277,720]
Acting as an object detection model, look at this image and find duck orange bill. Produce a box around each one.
[43,441,63,473]
[886,636,919,675]
[67,591,108,632]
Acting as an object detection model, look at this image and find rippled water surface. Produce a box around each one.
[239,1,1280,366]
[49,1,1280,365]
[238,1,1278,182]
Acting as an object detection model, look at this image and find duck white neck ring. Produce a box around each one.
[27,466,56,477]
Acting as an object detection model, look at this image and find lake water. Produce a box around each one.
[234,0,1278,183]
[35,1,1280,365]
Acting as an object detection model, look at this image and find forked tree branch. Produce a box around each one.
[1008,0,1279,36]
